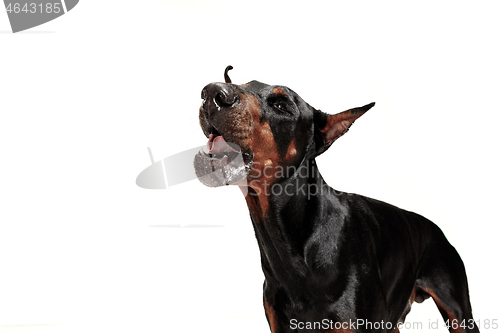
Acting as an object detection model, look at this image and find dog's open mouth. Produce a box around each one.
[194,131,252,187]
[206,133,241,162]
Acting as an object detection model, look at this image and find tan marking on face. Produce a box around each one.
[272,87,287,96]
[236,94,281,221]
[285,139,297,161]
[248,107,280,184]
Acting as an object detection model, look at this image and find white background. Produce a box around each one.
[1,1,499,332]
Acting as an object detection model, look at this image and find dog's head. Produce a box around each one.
[194,67,374,189]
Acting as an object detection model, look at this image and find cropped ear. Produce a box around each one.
[312,102,375,157]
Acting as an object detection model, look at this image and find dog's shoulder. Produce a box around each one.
[342,193,438,237]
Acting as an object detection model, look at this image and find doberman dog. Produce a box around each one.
[193,66,479,333]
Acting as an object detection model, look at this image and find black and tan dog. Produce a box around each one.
[194,67,479,333]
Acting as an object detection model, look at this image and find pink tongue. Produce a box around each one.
[208,134,238,155]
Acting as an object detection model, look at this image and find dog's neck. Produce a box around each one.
[241,158,344,284]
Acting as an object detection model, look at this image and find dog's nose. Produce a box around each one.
[201,83,239,108]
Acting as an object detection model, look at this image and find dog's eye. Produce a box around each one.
[274,103,288,112]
